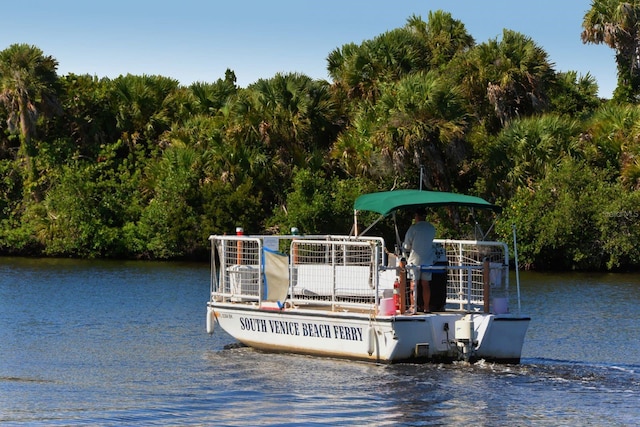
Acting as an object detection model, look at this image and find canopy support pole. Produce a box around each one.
[513,223,522,314]
[358,213,386,237]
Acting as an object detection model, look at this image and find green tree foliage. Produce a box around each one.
[327,12,472,108]
[406,11,475,70]
[370,71,468,190]
[328,13,473,190]
[548,71,601,118]
[189,69,238,115]
[229,72,343,207]
[32,166,111,257]
[327,25,428,104]
[0,43,60,188]
[0,10,638,271]
[0,159,34,254]
[136,146,204,259]
[269,168,375,235]
[596,189,640,269]
[200,179,265,237]
[497,159,616,270]
[57,74,118,157]
[455,29,556,132]
[111,74,181,156]
[0,44,59,152]
[481,114,583,199]
[582,103,640,188]
[582,0,640,102]
[248,73,339,166]
[19,140,143,258]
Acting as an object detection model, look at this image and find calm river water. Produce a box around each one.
[1,257,639,426]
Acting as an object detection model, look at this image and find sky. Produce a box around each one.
[2,1,616,98]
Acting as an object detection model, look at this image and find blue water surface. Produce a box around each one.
[1,258,638,426]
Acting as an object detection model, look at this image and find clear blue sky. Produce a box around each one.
[2,0,615,97]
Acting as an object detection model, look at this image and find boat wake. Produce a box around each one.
[0,376,52,383]
[223,342,248,350]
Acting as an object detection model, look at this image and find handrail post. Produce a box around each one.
[483,258,490,313]
[398,257,407,313]
[220,239,227,301]
[331,241,337,310]
[236,227,243,265]
[467,268,472,312]
[512,224,522,314]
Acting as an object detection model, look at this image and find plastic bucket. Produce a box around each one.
[493,297,509,314]
[379,297,396,315]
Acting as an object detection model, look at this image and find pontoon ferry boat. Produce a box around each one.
[206,190,530,363]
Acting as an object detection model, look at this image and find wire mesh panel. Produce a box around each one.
[214,237,262,302]
[437,240,509,310]
[290,238,379,306]
[210,235,384,308]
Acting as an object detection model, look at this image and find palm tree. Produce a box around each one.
[406,11,475,69]
[248,73,338,166]
[581,0,640,101]
[328,12,472,107]
[456,29,555,133]
[356,71,468,190]
[330,106,377,177]
[327,25,428,104]
[548,71,601,117]
[189,69,238,115]
[111,74,181,154]
[485,114,583,198]
[585,104,640,188]
[0,43,59,167]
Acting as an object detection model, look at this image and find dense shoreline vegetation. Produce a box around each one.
[1,8,640,270]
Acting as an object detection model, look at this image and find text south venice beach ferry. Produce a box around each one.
[239,316,364,341]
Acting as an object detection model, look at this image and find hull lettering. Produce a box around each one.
[237,316,362,341]
[239,317,268,332]
[268,319,300,336]
[333,325,363,341]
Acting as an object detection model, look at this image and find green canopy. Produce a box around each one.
[354,189,502,216]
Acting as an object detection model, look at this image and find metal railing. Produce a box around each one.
[289,237,381,309]
[209,235,385,307]
[209,235,514,314]
[435,239,509,311]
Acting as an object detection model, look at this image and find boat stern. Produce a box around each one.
[470,313,531,363]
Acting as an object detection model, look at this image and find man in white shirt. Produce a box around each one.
[403,208,436,313]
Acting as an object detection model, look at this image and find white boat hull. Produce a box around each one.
[209,302,530,363]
